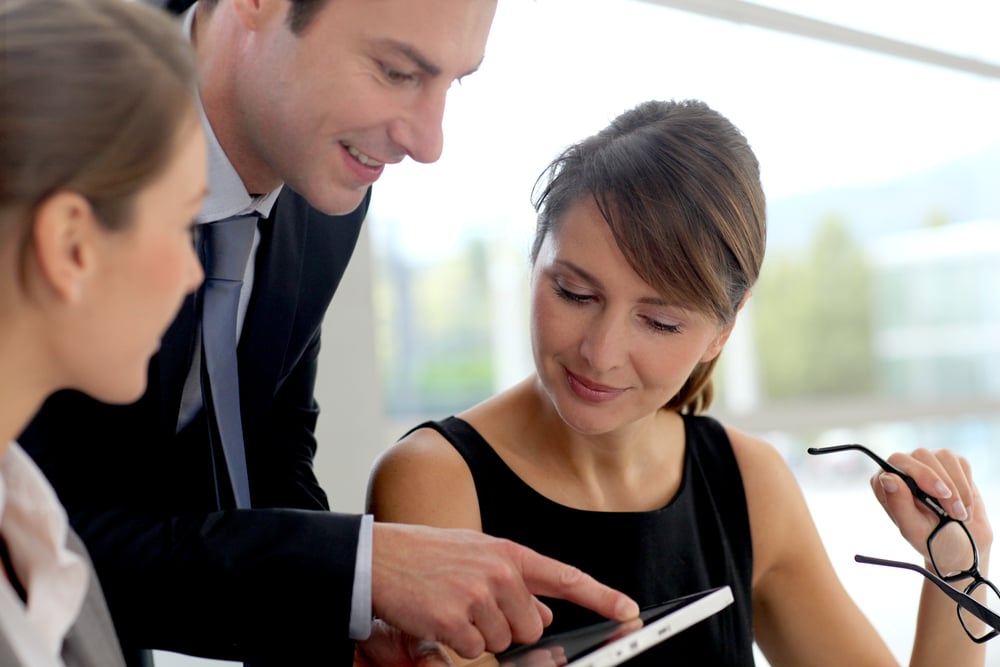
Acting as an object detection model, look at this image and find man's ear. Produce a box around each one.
[700,290,752,363]
[231,0,282,30]
[31,191,98,304]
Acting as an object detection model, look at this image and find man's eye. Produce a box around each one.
[384,67,416,84]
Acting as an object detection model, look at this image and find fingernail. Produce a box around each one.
[879,474,898,493]
[952,501,969,520]
[617,597,639,619]
[935,482,952,498]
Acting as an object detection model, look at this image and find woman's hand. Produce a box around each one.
[870,448,992,568]
[356,619,455,667]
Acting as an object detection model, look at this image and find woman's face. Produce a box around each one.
[73,118,207,404]
[530,196,732,436]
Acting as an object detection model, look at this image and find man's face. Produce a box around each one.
[229,0,498,215]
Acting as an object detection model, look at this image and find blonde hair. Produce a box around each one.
[1,0,199,238]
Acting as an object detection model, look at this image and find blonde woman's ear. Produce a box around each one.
[31,191,98,304]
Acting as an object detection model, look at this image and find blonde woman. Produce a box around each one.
[0,0,205,663]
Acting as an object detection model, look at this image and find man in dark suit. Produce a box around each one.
[21,1,638,665]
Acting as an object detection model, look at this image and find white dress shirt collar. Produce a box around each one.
[182,4,282,224]
[0,443,88,664]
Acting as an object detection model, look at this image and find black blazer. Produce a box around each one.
[20,187,370,664]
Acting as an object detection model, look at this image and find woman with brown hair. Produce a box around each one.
[0,0,205,663]
[368,99,993,666]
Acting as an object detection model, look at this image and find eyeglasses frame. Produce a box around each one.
[808,443,999,643]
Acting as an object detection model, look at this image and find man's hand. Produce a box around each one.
[371,523,639,659]
[356,619,453,667]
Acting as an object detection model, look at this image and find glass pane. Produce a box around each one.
[929,520,977,580]
[960,580,1000,642]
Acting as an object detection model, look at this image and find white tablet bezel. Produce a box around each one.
[490,585,734,667]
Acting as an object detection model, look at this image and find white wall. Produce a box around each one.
[312,223,386,513]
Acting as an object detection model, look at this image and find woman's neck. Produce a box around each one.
[470,377,687,512]
[0,324,53,454]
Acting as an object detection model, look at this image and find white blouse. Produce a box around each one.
[0,442,88,665]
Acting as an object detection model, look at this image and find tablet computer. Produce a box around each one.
[480,585,733,667]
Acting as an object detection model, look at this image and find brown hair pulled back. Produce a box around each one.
[531,100,767,414]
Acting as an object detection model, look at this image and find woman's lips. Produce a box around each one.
[565,368,626,403]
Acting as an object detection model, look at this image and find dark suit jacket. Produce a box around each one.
[20,187,370,664]
[0,531,126,667]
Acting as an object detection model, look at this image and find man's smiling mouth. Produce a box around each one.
[345,144,384,167]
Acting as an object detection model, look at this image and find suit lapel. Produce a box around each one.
[238,190,306,422]
[60,533,127,667]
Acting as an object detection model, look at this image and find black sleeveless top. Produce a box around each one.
[411,413,755,666]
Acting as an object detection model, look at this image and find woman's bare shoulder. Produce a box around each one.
[367,423,482,529]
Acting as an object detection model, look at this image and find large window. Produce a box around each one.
[367,1,1000,664]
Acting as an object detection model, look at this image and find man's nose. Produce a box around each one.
[389,89,447,164]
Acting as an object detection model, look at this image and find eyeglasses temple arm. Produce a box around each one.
[855,554,1000,630]
[808,444,947,517]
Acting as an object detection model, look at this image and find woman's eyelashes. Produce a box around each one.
[554,282,593,304]
[553,280,683,335]
[643,317,681,335]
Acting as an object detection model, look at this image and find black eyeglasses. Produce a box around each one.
[808,443,1000,643]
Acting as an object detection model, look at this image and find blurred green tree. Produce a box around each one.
[754,214,875,399]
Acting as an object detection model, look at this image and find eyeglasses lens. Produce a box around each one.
[959,580,1000,642]
[929,520,977,580]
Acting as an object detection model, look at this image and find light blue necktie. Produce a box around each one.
[199,216,257,509]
